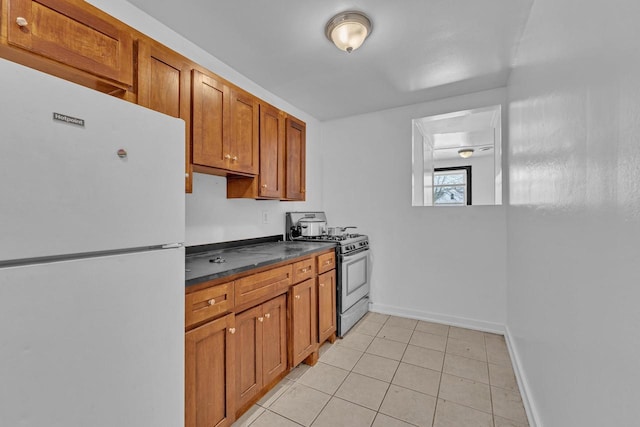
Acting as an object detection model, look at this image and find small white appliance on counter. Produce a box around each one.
[286,212,371,336]
[0,58,185,427]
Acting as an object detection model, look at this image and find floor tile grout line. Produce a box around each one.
[431,332,448,427]
[484,332,497,427]
[262,408,306,426]
[371,411,421,427]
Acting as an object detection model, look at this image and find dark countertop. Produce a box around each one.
[185,240,337,287]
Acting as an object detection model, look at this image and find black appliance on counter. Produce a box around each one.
[285,212,371,337]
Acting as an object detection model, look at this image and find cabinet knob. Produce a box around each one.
[224,154,231,160]
[262,184,267,188]
[264,313,271,319]
[258,317,264,323]
[185,173,189,178]
[320,283,325,287]
[229,328,236,334]
[16,17,28,27]
[301,268,308,273]
[232,156,238,161]
[325,260,332,265]
[295,295,301,300]
[207,298,215,306]
[117,149,128,159]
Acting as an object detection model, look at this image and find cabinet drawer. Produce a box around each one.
[317,251,336,274]
[292,258,315,283]
[185,281,234,328]
[235,265,292,308]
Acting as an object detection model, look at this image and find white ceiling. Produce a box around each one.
[126,0,533,121]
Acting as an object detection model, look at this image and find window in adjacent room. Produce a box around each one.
[433,166,472,206]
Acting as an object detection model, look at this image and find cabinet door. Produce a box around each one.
[261,295,287,386]
[285,115,306,200]
[291,279,317,367]
[318,270,337,344]
[235,305,263,410]
[137,39,193,192]
[258,103,285,198]
[7,0,133,87]
[185,313,236,427]
[192,69,229,169]
[228,88,259,175]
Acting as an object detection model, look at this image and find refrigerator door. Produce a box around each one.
[0,58,185,262]
[0,248,184,427]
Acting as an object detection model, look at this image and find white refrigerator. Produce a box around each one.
[0,58,185,426]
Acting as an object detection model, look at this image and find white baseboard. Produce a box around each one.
[369,302,540,427]
[369,302,505,335]
[504,325,542,427]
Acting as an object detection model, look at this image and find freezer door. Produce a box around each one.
[0,248,184,427]
[0,58,184,262]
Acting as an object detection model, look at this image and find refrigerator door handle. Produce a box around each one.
[161,243,183,249]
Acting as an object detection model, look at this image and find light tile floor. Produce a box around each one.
[233,312,529,427]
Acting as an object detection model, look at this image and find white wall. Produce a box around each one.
[87,0,324,246]
[322,88,508,331]
[507,0,640,425]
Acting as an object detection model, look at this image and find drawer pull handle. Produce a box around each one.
[301,268,308,273]
[325,260,332,265]
[16,17,28,27]
[320,283,325,287]
[264,313,271,319]
[207,298,215,306]
[295,295,301,300]
[258,316,264,322]
[229,328,236,334]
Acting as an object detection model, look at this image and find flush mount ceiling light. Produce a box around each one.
[325,11,373,53]
[458,148,475,159]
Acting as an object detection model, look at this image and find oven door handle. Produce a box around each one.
[342,247,369,258]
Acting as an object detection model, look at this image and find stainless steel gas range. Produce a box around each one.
[286,212,371,337]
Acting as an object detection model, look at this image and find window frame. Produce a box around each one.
[433,166,472,206]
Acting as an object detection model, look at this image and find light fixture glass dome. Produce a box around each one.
[325,11,372,53]
[458,148,474,159]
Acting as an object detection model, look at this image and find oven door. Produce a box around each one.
[340,248,370,313]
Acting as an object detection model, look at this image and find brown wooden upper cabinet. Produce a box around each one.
[5,0,133,91]
[227,101,285,199]
[256,103,285,198]
[228,88,259,175]
[285,115,306,201]
[191,70,259,177]
[136,39,193,192]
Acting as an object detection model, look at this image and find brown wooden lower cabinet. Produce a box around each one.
[185,250,334,425]
[235,294,287,413]
[185,313,236,427]
[261,295,288,385]
[318,270,337,345]
[291,279,318,367]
